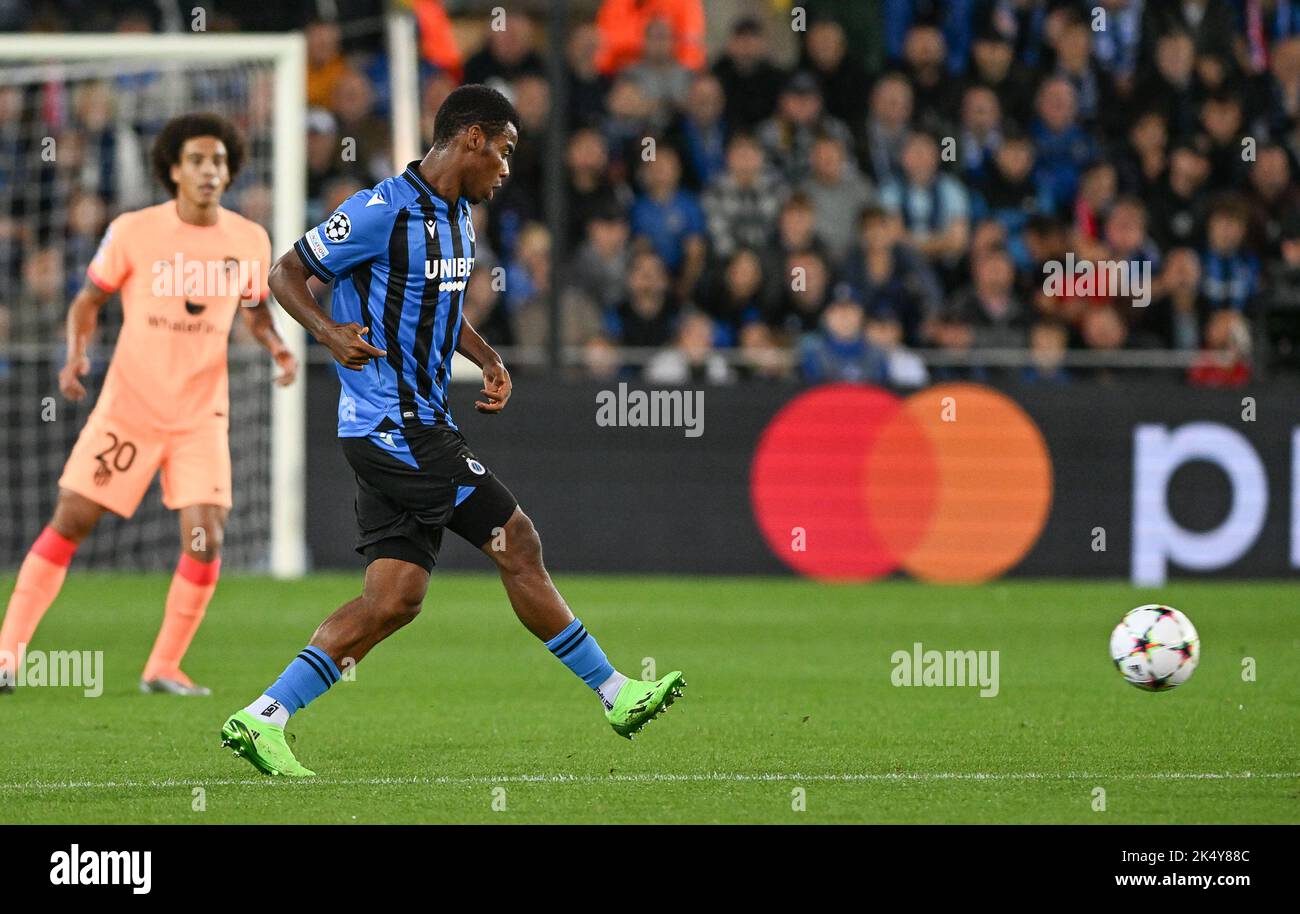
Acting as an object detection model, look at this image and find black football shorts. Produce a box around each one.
[339,419,519,572]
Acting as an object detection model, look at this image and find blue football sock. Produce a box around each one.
[545,619,621,700]
[259,645,341,718]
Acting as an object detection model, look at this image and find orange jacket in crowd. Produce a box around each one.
[594,0,706,75]
[307,56,350,109]
[412,0,464,81]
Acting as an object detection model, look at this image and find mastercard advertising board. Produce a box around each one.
[750,383,1054,583]
[749,381,1299,586]
[294,378,1298,583]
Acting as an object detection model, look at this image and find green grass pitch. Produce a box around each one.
[0,572,1296,823]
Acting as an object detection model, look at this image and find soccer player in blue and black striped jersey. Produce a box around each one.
[219,85,684,776]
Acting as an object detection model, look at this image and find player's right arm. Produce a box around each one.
[267,253,386,371]
[62,212,133,401]
[271,190,395,371]
[59,281,112,401]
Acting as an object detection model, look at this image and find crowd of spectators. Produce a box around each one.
[7,0,1300,388]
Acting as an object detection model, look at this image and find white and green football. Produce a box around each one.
[1109,604,1200,691]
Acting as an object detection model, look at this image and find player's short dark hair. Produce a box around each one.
[150,112,246,196]
[430,84,519,150]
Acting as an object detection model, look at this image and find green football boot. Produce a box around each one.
[606,671,686,739]
[220,710,315,777]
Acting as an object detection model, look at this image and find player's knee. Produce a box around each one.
[497,511,544,576]
[373,590,424,627]
[398,593,424,624]
[182,508,227,561]
[49,495,100,543]
[365,563,428,626]
[49,514,94,544]
[183,525,224,561]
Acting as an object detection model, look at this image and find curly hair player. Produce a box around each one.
[219,84,685,777]
[0,113,298,696]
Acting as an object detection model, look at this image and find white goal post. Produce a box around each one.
[385,12,422,168]
[0,33,308,578]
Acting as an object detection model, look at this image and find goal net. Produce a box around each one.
[0,34,306,576]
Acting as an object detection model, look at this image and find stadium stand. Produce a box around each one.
[4,0,1300,387]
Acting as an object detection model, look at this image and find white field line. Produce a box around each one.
[0,771,1297,792]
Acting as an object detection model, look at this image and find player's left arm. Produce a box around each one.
[239,300,298,387]
[457,318,511,414]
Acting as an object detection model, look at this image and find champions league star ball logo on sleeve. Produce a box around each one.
[324,211,351,243]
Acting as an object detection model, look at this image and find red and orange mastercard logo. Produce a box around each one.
[749,383,1053,583]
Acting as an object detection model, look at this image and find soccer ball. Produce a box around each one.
[1109,604,1200,691]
